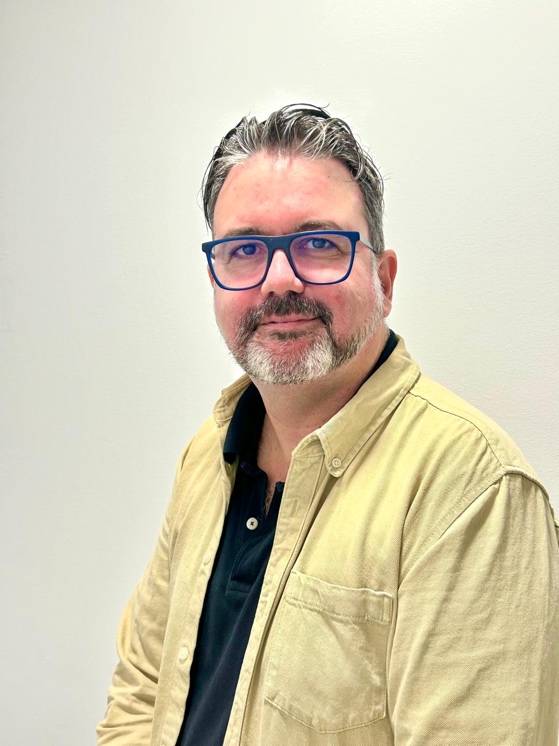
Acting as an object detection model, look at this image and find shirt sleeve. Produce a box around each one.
[96,445,190,745]
[388,472,559,745]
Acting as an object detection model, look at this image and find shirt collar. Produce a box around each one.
[315,333,420,476]
[214,332,420,474]
[222,380,265,464]
[220,331,396,461]
[369,328,398,378]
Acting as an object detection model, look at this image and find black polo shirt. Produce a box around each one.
[176,331,398,746]
[176,383,283,746]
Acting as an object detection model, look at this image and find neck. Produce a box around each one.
[252,328,388,470]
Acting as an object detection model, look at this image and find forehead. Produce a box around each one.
[213,152,367,238]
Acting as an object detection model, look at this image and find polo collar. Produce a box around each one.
[222,381,265,464]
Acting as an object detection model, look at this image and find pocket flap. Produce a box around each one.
[286,571,393,623]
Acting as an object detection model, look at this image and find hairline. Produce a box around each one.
[202,105,385,256]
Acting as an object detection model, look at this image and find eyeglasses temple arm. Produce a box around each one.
[359,235,376,253]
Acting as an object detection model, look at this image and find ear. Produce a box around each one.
[376,250,397,317]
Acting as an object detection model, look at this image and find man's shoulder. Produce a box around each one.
[393,371,556,578]
[367,336,538,484]
[405,372,537,480]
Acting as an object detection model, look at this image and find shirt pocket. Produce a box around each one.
[264,571,393,733]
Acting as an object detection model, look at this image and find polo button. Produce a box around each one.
[178,646,189,663]
[332,457,342,468]
[203,550,212,565]
[246,517,259,530]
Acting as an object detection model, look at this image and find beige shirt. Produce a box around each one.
[97,338,559,745]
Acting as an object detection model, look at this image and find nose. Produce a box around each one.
[260,248,305,296]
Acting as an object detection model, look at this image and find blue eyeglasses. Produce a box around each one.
[202,230,375,291]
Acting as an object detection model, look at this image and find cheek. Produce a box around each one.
[337,287,380,330]
[309,288,355,332]
[330,283,373,317]
[214,292,254,335]
[213,293,232,335]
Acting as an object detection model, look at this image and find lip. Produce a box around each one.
[260,316,319,327]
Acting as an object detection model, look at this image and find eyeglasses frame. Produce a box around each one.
[201,230,375,291]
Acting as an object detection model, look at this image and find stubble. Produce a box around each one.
[219,273,385,385]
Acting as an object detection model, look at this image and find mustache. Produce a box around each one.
[236,293,333,342]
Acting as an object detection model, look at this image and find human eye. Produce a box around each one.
[223,240,267,262]
[294,233,346,256]
[307,237,332,250]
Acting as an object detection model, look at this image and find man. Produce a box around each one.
[97,104,559,745]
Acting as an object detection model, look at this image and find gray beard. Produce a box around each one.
[221,280,385,385]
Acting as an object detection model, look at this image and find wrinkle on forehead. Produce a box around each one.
[213,153,367,240]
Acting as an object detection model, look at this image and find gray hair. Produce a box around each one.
[202,104,385,255]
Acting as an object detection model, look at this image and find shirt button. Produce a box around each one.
[203,550,212,565]
[178,646,189,663]
[246,517,259,530]
[331,457,342,468]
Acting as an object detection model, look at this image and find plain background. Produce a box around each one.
[1,1,558,742]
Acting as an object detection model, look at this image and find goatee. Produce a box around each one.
[221,288,384,385]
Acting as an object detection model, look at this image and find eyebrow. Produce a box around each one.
[221,220,344,239]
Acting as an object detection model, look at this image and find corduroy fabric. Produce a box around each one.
[97,337,559,746]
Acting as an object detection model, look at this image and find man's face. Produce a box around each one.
[211,152,394,385]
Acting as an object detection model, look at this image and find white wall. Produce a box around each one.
[1,1,557,742]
